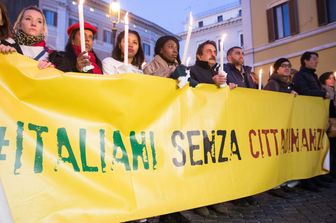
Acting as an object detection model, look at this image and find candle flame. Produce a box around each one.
[110,1,120,13]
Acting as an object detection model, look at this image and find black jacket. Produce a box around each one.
[292,67,326,97]
[0,38,22,54]
[49,44,102,73]
[189,60,218,84]
[263,73,293,93]
[224,63,257,89]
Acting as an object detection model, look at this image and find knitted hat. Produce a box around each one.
[273,58,290,71]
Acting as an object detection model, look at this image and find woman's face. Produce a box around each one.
[160,40,178,63]
[120,33,139,59]
[325,74,335,87]
[20,9,44,36]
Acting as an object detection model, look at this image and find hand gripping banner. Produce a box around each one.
[0,54,330,223]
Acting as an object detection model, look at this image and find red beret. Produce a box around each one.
[67,22,97,36]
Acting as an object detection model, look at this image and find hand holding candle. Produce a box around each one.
[181,12,193,65]
[78,0,94,72]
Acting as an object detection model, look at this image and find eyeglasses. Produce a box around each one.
[280,63,292,68]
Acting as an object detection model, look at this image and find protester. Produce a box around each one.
[319,72,336,179]
[224,46,257,88]
[0,6,53,69]
[49,22,102,74]
[263,58,297,94]
[292,51,331,192]
[143,35,180,77]
[292,51,326,97]
[103,30,144,74]
[0,2,16,49]
[189,40,235,88]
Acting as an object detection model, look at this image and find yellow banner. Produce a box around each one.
[0,54,330,223]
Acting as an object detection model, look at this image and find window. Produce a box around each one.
[317,0,336,25]
[238,9,242,17]
[266,0,299,42]
[103,30,113,44]
[143,43,151,56]
[198,21,203,28]
[43,9,57,27]
[239,33,244,47]
[217,15,223,22]
[69,18,78,26]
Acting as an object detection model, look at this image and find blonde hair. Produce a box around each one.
[13,6,48,38]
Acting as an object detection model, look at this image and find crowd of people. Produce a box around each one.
[0,3,335,223]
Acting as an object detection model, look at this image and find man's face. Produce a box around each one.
[197,44,217,67]
[72,29,94,52]
[304,54,319,69]
[160,40,178,63]
[228,48,244,65]
[277,62,291,76]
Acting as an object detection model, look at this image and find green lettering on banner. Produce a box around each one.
[130,131,149,170]
[112,131,130,171]
[28,123,48,173]
[56,128,80,172]
[79,129,98,172]
[100,129,106,173]
[149,131,157,170]
[0,127,9,160]
[14,121,24,175]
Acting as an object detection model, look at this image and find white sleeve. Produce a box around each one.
[102,58,119,75]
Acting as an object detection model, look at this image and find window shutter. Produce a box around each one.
[288,0,299,35]
[316,0,328,26]
[267,8,276,42]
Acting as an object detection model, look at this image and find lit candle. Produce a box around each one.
[181,12,193,65]
[334,71,336,79]
[270,66,273,77]
[78,0,85,53]
[220,34,227,72]
[124,12,129,65]
[258,69,263,90]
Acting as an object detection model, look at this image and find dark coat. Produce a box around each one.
[0,38,22,54]
[49,43,102,73]
[189,60,218,84]
[263,73,293,93]
[292,67,326,97]
[224,63,257,89]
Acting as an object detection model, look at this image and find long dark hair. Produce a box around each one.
[112,30,144,69]
[0,2,12,40]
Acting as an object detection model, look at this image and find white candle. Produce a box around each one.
[78,0,85,53]
[181,12,193,65]
[220,34,227,72]
[124,12,129,65]
[270,66,273,77]
[334,71,336,79]
[186,56,191,67]
[258,69,263,90]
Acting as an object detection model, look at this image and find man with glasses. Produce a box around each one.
[264,58,297,94]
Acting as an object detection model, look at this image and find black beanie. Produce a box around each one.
[154,35,181,64]
[273,58,290,72]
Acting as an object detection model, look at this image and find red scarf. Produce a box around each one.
[72,45,102,74]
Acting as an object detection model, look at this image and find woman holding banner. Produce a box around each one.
[0,6,53,69]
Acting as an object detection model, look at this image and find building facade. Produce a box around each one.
[179,0,243,65]
[242,0,336,84]
[5,0,175,62]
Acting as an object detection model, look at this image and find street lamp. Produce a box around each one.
[109,0,120,47]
